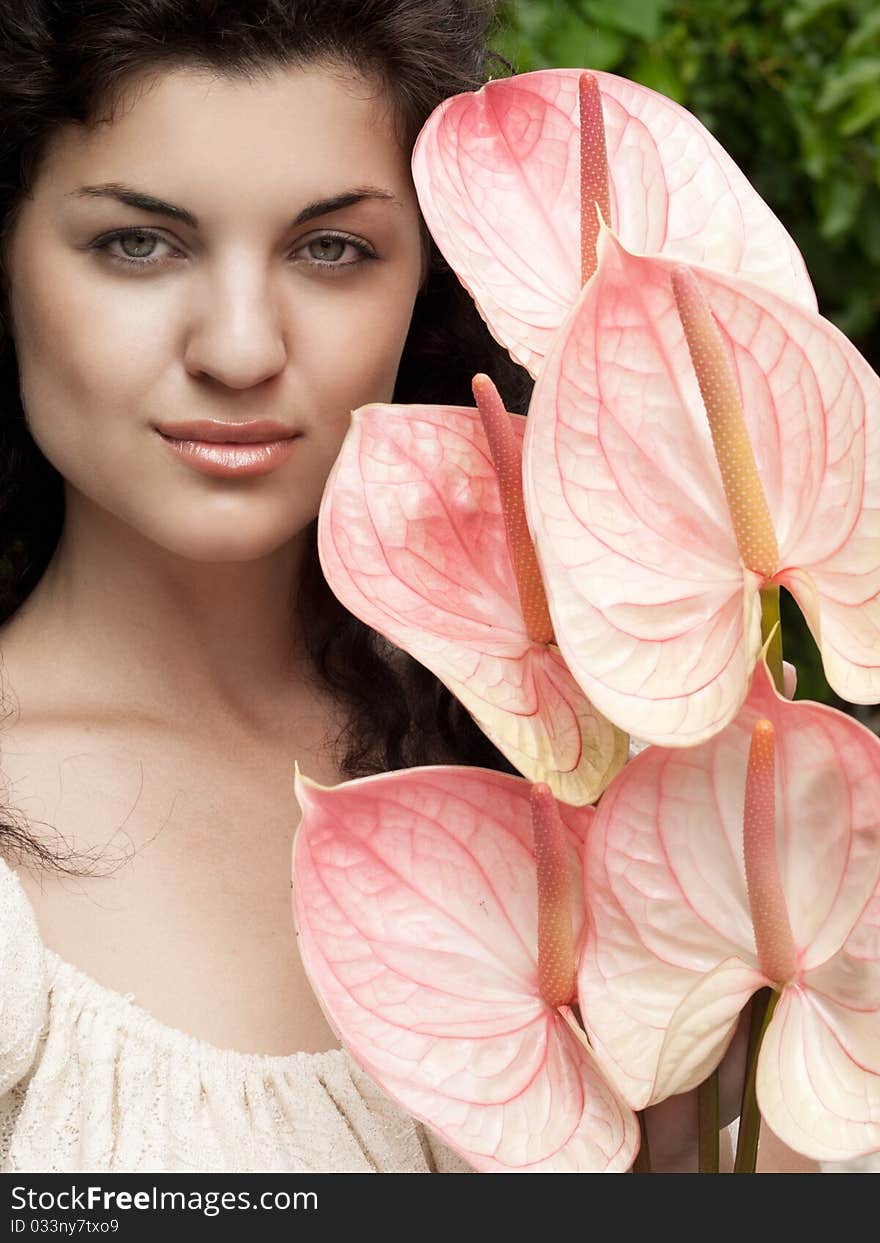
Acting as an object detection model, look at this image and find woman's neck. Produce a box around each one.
[1,493,320,740]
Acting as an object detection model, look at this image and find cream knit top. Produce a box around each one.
[0,859,472,1174]
[4,855,867,1175]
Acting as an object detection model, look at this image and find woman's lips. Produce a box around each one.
[158,431,300,478]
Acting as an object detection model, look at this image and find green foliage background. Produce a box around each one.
[490,0,880,710]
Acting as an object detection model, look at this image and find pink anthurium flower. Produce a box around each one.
[317,378,628,805]
[578,660,880,1161]
[412,68,815,377]
[291,763,639,1172]
[523,226,880,746]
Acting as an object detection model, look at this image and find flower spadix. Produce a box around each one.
[577,661,880,1161]
[531,781,577,1009]
[291,763,639,1172]
[523,226,880,745]
[317,389,628,804]
[411,68,815,377]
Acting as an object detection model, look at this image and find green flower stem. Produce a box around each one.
[759,584,784,693]
[698,1069,720,1173]
[633,1112,651,1173]
[733,986,780,1174]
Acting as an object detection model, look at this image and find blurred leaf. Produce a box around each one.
[816,174,865,238]
[817,59,880,113]
[581,0,667,41]
[512,0,555,39]
[548,15,626,71]
[628,52,687,102]
[859,206,880,264]
[793,113,835,178]
[491,27,541,73]
[783,0,843,35]
[829,285,877,339]
[844,9,880,55]
[839,83,880,134]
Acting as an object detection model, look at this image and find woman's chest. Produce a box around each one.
[2,718,343,1056]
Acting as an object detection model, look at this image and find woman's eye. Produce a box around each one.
[297,234,376,270]
[91,229,178,269]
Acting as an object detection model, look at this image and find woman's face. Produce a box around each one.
[5,63,427,562]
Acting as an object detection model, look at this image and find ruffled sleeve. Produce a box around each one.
[0,859,48,1096]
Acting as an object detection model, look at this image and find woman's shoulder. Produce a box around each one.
[0,854,49,1096]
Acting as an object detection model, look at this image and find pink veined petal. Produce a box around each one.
[687,257,880,709]
[757,986,880,1161]
[775,322,880,624]
[523,229,764,744]
[380,1012,638,1172]
[805,889,880,1013]
[524,227,880,744]
[790,387,880,622]
[578,664,880,1107]
[496,644,629,805]
[801,988,880,1077]
[652,957,765,1101]
[596,741,759,964]
[670,255,880,704]
[292,765,638,1172]
[577,742,762,1108]
[783,566,880,706]
[670,265,871,570]
[411,68,815,377]
[317,402,626,803]
[743,663,880,969]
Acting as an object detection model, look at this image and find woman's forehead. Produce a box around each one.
[36,62,414,205]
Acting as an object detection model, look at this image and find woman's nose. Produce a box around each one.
[182,264,288,389]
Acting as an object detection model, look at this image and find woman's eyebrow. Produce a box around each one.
[66,181,401,227]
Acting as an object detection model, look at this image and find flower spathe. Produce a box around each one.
[317,399,628,804]
[577,661,880,1160]
[522,225,880,746]
[291,764,639,1172]
[411,67,815,378]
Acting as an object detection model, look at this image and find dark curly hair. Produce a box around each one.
[0,0,532,875]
